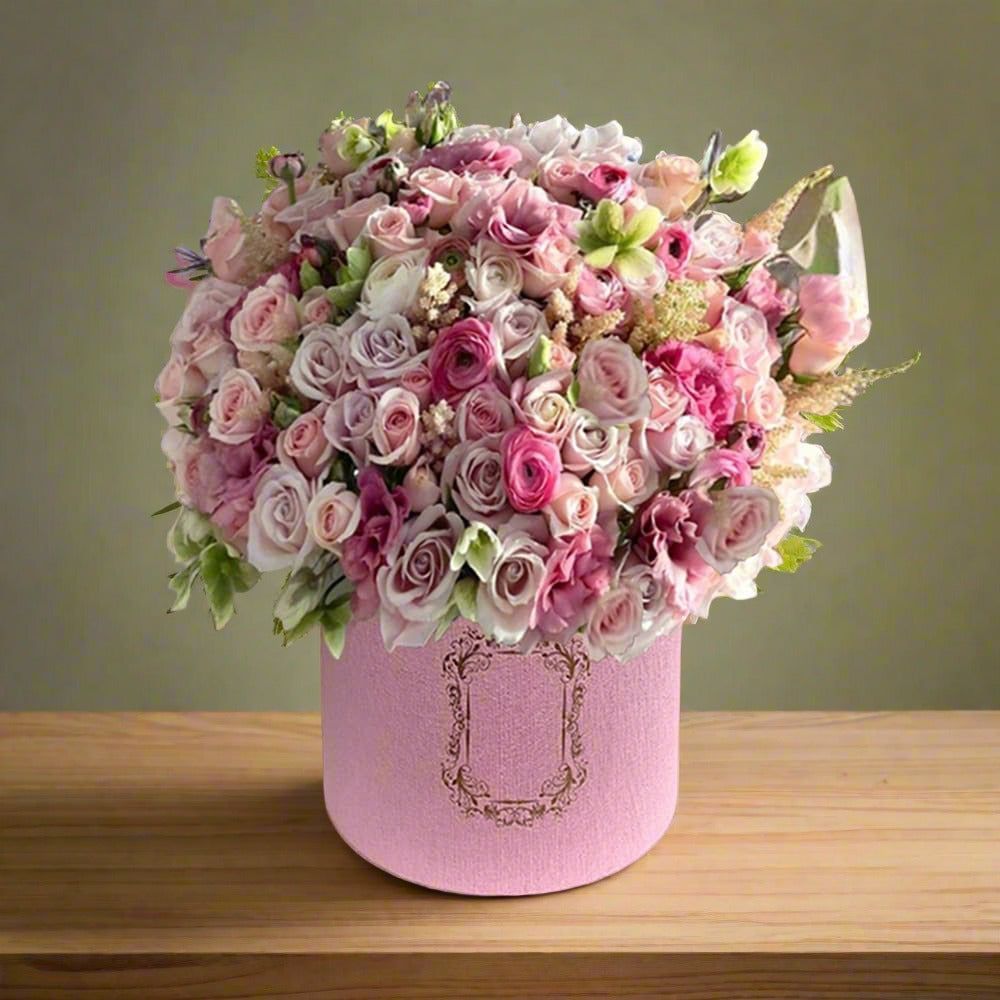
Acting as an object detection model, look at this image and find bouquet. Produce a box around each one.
[155,83,914,661]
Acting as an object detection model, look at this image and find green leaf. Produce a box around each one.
[566,379,581,408]
[299,260,322,292]
[271,393,303,430]
[167,508,214,563]
[319,602,352,658]
[433,604,461,641]
[527,335,553,379]
[802,410,844,432]
[722,261,757,292]
[151,500,181,518]
[771,532,822,573]
[345,243,372,281]
[199,542,235,629]
[167,559,200,613]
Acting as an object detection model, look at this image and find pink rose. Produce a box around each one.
[577,338,651,426]
[490,300,548,376]
[341,155,406,205]
[695,486,780,573]
[521,231,577,299]
[734,373,785,429]
[455,383,516,441]
[737,265,795,332]
[341,468,410,618]
[363,205,428,259]
[268,181,343,241]
[578,162,634,203]
[638,413,714,471]
[688,212,745,279]
[790,274,871,376]
[584,583,645,660]
[325,193,390,251]
[348,314,422,386]
[277,405,334,479]
[170,278,243,373]
[161,429,224,512]
[481,178,580,257]
[202,197,250,284]
[207,368,268,445]
[639,154,703,220]
[247,465,314,571]
[511,369,575,443]
[289,322,357,402]
[562,409,628,475]
[476,524,549,644]
[403,167,468,228]
[299,286,335,326]
[536,154,586,204]
[575,267,630,317]
[645,340,736,436]
[260,174,320,239]
[230,273,300,355]
[441,436,510,526]
[593,449,658,512]
[370,387,421,466]
[532,527,615,637]
[322,388,377,465]
[402,456,441,512]
[416,138,522,176]
[306,481,361,553]
[501,426,562,513]
[155,352,208,425]
[429,317,499,403]
[377,504,464,650]
[714,299,780,379]
[544,473,599,538]
[652,221,694,279]
[688,448,753,489]
[399,360,434,408]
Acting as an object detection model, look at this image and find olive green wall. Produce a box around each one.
[1,0,996,710]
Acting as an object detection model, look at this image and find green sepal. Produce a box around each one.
[453,577,478,621]
[271,393,303,430]
[567,379,581,407]
[198,542,260,630]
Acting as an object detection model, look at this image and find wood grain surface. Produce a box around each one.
[0,712,997,998]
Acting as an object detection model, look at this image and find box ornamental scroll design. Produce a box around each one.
[441,626,591,827]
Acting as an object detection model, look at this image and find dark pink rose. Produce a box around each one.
[578,162,634,203]
[645,341,737,437]
[531,527,615,636]
[501,426,562,513]
[428,317,499,403]
[341,468,410,619]
[416,139,522,175]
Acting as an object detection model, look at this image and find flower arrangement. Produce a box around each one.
[155,83,914,661]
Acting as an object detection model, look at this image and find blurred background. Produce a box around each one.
[1,0,996,710]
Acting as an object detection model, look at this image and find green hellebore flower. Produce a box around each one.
[577,200,663,280]
[418,102,460,147]
[450,522,500,582]
[338,123,379,169]
[710,130,768,197]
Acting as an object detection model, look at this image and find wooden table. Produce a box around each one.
[0,712,997,999]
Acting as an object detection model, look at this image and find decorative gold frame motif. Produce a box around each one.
[441,627,591,826]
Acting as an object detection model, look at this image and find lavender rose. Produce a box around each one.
[247,465,314,571]
[476,524,549,644]
[441,436,510,526]
[348,314,423,386]
[454,384,516,441]
[576,338,650,426]
[290,321,357,402]
[323,388,378,465]
[695,486,780,573]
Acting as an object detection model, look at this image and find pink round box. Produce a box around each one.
[321,616,682,896]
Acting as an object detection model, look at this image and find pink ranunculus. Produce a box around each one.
[688,448,753,489]
[428,317,499,403]
[363,205,429,259]
[202,197,250,284]
[578,162,634,203]
[322,388,377,466]
[652,221,694,279]
[306,481,361,554]
[299,286,335,326]
[402,456,441,512]
[325,193,390,251]
[737,265,795,333]
[455,383,516,441]
[289,321,357,402]
[532,527,615,637]
[348,314,422,386]
[490,300,548,376]
[593,449,658,513]
[441,436,510,526]
[155,352,209,425]
[399,359,434,408]
[645,340,737,436]
[790,274,871,376]
[370,387,421,466]
[521,230,577,299]
[377,504,464,650]
[247,465,315,572]
[536,154,586,204]
[575,267,630,317]
[477,523,549,645]
[207,368,268,445]
[695,485,780,573]
[501,426,563,513]
[403,166,468,228]
[277,404,334,479]
[584,582,645,660]
[544,472,600,539]
[230,273,300,355]
[562,409,628,475]
[416,138,522,176]
[341,467,410,619]
[577,338,651,426]
[639,154,703,220]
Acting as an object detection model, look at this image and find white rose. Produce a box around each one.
[360,249,427,320]
[464,241,522,313]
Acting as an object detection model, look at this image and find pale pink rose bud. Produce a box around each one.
[306,481,361,554]
[370,387,422,466]
[734,374,785,430]
[403,457,441,512]
[536,154,586,203]
[326,193,390,250]
[277,405,334,479]
[593,450,658,512]
[230,273,300,355]
[299,286,334,326]
[207,368,268,445]
[544,473,600,538]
